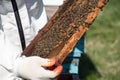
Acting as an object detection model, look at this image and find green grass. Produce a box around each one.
[80,0,120,80]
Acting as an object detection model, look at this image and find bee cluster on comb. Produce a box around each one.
[23,1,108,79]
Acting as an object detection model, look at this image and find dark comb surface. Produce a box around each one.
[23,0,108,65]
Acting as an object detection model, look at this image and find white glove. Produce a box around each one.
[14,56,62,80]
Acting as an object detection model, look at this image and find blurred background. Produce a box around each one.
[45,0,120,80]
[82,0,120,80]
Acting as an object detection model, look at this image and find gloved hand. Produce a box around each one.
[14,56,62,80]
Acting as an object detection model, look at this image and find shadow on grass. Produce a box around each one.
[79,53,101,80]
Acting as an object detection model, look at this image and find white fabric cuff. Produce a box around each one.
[13,55,26,77]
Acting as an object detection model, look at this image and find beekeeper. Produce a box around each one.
[0,0,64,80]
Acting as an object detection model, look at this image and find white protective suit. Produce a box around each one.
[0,0,63,80]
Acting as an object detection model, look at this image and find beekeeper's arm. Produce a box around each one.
[0,32,62,80]
[0,25,62,80]
[43,0,64,6]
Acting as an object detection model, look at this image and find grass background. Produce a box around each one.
[79,0,120,80]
